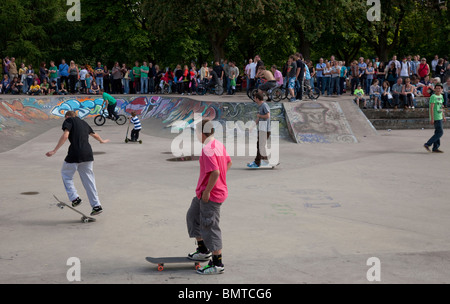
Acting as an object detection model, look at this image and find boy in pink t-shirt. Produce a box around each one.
[186,119,232,275]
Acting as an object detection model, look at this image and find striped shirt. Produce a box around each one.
[131,116,142,130]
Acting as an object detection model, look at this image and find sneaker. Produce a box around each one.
[260,160,270,167]
[432,149,444,153]
[424,144,431,152]
[90,206,103,216]
[197,261,224,275]
[247,161,259,168]
[188,249,212,261]
[72,197,82,207]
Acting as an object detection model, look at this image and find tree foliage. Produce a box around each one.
[0,0,448,69]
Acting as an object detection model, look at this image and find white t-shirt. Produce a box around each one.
[400,62,409,77]
[79,69,88,80]
[249,62,257,79]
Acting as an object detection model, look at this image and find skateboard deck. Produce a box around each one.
[53,195,96,223]
[125,138,142,144]
[247,162,280,170]
[146,256,209,271]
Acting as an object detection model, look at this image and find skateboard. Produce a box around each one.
[53,195,96,223]
[146,256,209,272]
[246,162,280,170]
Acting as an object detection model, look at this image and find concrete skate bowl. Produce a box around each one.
[0,98,62,153]
[133,96,290,141]
[0,95,290,153]
[0,95,362,153]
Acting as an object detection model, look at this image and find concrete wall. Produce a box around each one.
[0,95,289,138]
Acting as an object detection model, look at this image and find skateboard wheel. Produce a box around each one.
[157,264,164,272]
[125,139,129,143]
[195,263,201,270]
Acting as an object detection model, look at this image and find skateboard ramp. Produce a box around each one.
[284,100,358,144]
[0,95,291,153]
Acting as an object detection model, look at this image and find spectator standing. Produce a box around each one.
[418,58,430,81]
[49,61,58,85]
[330,61,341,96]
[323,62,332,96]
[59,59,69,90]
[295,53,305,100]
[19,63,28,93]
[350,60,359,95]
[339,61,347,95]
[316,58,326,96]
[8,57,18,80]
[94,62,104,90]
[112,62,123,94]
[148,63,156,94]
[431,55,439,77]
[68,61,79,94]
[140,61,149,94]
[40,62,49,84]
[26,64,35,92]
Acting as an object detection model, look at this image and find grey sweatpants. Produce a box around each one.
[186,196,222,252]
[61,161,101,208]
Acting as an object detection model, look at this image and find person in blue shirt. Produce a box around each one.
[316,58,326,96]
[59,59,69,91]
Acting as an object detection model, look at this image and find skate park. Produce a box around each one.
[1,93,450,284]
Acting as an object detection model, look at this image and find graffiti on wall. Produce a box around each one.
[1,96,289,138]
[0,99,50,124]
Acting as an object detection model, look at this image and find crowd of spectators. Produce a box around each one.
[1,54,448,108]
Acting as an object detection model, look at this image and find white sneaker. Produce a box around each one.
[260,160,271,167]
[188,250,212,260]
[197,261,225,275]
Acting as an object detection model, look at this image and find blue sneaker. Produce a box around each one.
[247,161,259,168]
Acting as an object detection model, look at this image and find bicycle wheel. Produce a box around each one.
[308,87,321,100]
[115,115,127,125]
[250,89,259,101]
[94,115,106,126]
[271,88,283,102]
[247,88,254,100]
[196,85,206,96]
[215,85,224,95]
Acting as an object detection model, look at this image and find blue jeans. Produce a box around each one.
[141,77,148,94]
[426,120,444,151]
[317,77,323,94]
[123,78,129,94]
[365,79,373,95]
[331,77,340,95]
[323,77,331,95]
[96,77,103,90]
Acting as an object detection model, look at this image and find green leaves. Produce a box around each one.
[1,0,448,70]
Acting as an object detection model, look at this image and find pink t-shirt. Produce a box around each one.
[274,69,283,86]
[196,139,231,203]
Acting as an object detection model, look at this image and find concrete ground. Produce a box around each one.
[1,95,450,284]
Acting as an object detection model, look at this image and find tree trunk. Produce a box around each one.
[210,29,232,62]
[297,27,311,60]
